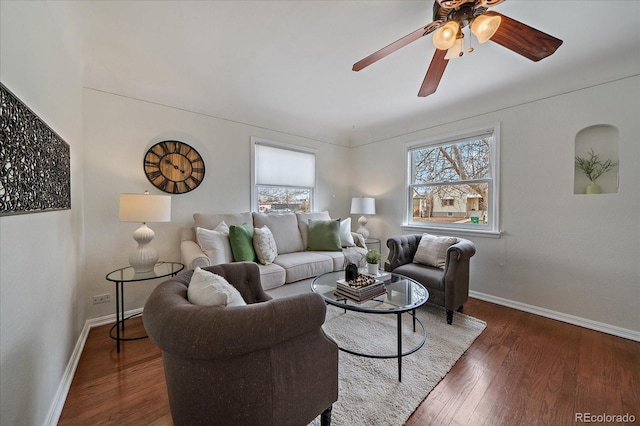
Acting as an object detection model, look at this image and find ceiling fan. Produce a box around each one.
[352,0,563,97]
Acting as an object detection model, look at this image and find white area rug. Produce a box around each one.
[312,303,486,426]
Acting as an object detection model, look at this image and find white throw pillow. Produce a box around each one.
[196,221,232,265]
[253,225,278,265]
[413,234,457,269]
[339,218,355,247]
[187,267,247,307]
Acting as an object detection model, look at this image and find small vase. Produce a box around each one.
[367,263,379,276]
[585,181,601,194]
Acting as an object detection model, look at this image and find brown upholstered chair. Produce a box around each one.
[386,234,476,324]
[143,263,338,426]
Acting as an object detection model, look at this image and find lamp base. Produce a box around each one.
[129,223,158,273]
[356,215,370,239]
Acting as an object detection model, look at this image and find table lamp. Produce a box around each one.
[119,191,171,273]
[350,196,375,239]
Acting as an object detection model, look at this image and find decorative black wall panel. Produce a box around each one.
[0,83,71,216]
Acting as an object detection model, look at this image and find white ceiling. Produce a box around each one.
[49,0,640,146]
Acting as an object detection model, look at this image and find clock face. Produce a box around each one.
[144,141,205,194]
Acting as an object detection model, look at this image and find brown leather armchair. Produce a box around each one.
[143,263,338,426]
[386,234,476,324]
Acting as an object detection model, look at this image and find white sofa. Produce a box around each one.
[181,211,368,291]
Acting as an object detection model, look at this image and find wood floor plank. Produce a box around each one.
[59,298,640,426]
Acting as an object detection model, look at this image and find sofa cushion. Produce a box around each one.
[253,225,278,265]
[195,221,232,265]
[194,212,253,230]
[187,267,247,307]
[413,234,457,269]
[308,250,346,271]
[229,223,256,262]
[296,211,331,223]
[273,252,334,283]
[307,219,341,251]
[253,262,287,290]
[252,212,304,254]
[393,262,446,291]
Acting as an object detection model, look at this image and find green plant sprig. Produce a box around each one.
[364,249,388,265]
[575,149,619,182]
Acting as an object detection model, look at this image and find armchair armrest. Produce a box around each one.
[181,240,211,270]
[448,239,476,262]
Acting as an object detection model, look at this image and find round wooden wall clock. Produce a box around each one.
[144,141,205,194]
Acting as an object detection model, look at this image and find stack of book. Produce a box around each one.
[335,274,386,302]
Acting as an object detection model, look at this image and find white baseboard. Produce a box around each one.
[44,308,144,426]
[469,290,640,342]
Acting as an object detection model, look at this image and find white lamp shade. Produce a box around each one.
[432,21,460,50]
[119,193,172,223]
[471,14,501,43]
[350,197,376,215]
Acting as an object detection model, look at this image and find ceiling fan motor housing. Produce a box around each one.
[434,1,481,29]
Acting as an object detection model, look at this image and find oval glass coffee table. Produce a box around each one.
[311,270,429,381]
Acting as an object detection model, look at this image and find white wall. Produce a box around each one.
[353,76,640,334]
[82,89,352,318]
[0,2,85,425]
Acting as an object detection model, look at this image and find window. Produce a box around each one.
[252,138,316,213]
[405,124,500,237]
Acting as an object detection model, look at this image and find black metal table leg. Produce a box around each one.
[115,280,121,352]
[397,313,402,382]
[120,281,125,331]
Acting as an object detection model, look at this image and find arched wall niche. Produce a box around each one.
[574,124,619,194]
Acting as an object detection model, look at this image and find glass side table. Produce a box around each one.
[365,237,381,254]
[105,261,184,352]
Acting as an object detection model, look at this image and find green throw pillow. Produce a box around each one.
[228,223,255,262]
[307,219,341,251]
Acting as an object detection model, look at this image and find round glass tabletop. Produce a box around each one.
[105,261,184,283]
[311,270,429,314]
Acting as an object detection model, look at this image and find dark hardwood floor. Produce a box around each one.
[59,299,640,425]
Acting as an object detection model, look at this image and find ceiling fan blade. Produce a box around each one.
[418,48,448,97]
[353,22,441,71]
[485,11,563,62]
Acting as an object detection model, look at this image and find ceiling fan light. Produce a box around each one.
[432,21,460,50]
[445,37,465,59]
[471,14,501,43]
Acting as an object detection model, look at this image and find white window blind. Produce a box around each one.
[255,144,315,188]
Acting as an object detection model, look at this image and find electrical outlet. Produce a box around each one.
[93,294,111,304]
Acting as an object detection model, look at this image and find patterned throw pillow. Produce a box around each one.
[253,225,278,265]
[413,233,457,269]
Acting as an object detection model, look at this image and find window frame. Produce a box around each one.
[250,137,317,213]
[402,124,501,238]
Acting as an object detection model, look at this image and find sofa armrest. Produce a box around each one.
[145,287,329,360]
[351,232,366,249]
[181,240,211,270]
